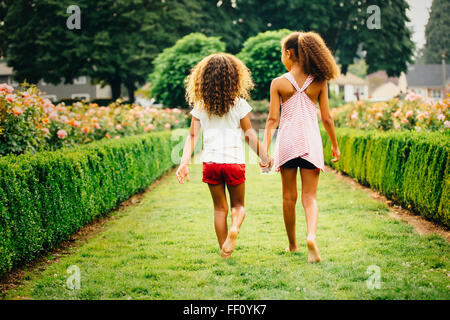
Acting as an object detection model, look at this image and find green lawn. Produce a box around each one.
[5,161,450,300]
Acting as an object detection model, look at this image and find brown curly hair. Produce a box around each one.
[186,53,254,117]
[282,31,339,82]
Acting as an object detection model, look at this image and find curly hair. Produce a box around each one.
[282,31,339,82]
[185,53,254,117]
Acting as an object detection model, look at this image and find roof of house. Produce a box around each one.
[0,62,13,76]
[330,72,367,86]
[367,71,400,95]
[406,64,450,88]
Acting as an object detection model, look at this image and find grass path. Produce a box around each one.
[6,162,450,300]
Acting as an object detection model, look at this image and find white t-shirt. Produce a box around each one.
[190,98,252,164]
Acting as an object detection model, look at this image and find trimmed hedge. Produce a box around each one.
[0,130,186,275]
[320,127,449,227]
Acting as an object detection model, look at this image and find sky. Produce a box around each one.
[406,0,433,49]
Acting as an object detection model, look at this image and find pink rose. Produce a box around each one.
[437,114,445,121]
[12,106,23,116]
[405,111,413,118]
[144,124,154,132]
[41,128,50,135]
[0,83,14,94]
[115,124,122,130]
[57,129,67,139]
[164,123,171,130]
[59,115,69,123]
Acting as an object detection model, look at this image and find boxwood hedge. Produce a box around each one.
[0,130,186,275]
[321,127,449,227]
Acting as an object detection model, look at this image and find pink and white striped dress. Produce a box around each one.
[273,72,325,173]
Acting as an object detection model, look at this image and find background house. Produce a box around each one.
[329,72,369,102]
[0,61,112,102]
[406,64,450,102]
[367,71,407,101]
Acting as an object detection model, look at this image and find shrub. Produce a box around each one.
[0,129,187,275]
[321,127,449,227]
[0,84,48,155]
[149,33,226,108]
[0,83,187,156]
[331,96,449,132]
[238,29,292,100]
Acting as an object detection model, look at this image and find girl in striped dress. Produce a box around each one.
[261,31,341,263]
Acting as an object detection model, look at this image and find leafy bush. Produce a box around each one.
[331,95,449,132]
[149,33,226,108]
[0,129,186,275]
[238,29,292,100]
[0,84,187,156]
[0,84,48,155]
[321,127,449,227]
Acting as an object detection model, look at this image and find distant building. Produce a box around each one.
[406,64,450,102]
[329,72,369,102]
[367,71,407,101]
[0,62,112,102]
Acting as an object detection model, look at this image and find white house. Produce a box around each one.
[329,72,369,102]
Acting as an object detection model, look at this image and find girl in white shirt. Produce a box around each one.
[177,53,272,258]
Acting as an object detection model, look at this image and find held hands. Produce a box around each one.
[331,145,341,163]
[176,163,190,184]
[259,154,274,173]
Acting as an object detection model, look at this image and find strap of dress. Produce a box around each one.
[299,75,314,92]
[283,73,300,91]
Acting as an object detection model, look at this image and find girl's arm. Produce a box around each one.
[318,83,340,162]
[240,114,272,166]
[262,79,281,154]
[176,116,201,184]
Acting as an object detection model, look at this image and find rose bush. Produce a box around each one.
[0,84,187,156]
[331,93,449,132]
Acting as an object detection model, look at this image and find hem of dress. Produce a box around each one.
[275,153,325,173]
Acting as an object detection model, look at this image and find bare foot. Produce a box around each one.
[306,236,321,263]
[221,226,239,258]
[285,245,299,252]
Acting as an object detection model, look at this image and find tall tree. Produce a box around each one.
[243,0,414,76]
[423,0,450,64]
[2,0,202,101]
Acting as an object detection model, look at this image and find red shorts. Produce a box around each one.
[202,163,246,186]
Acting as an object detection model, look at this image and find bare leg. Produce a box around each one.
[221,182,246,258]
[207,183,229,250]
[300,168,321,263]
[280,167,299,252]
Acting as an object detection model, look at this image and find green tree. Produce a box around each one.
[246,0,414,76]
[149,33,226,108]
[2,0,201,101]
[423,0,450,64]
[238,29,292,100]
[196,0,264,54]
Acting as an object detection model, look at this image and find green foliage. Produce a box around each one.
[348,60,368,79]
[328,89,345,109]
[321,127,450,227]
[149,33,226,108]
[423,0,450,64]
[246,0,414,77]
[2,0,202,100]
[238,29,292,100]
[0,130,186,275]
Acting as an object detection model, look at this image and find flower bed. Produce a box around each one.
[331,94,449,132]
[0,84,187,156]
[0,129,187,276]
[321,127,449,227]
